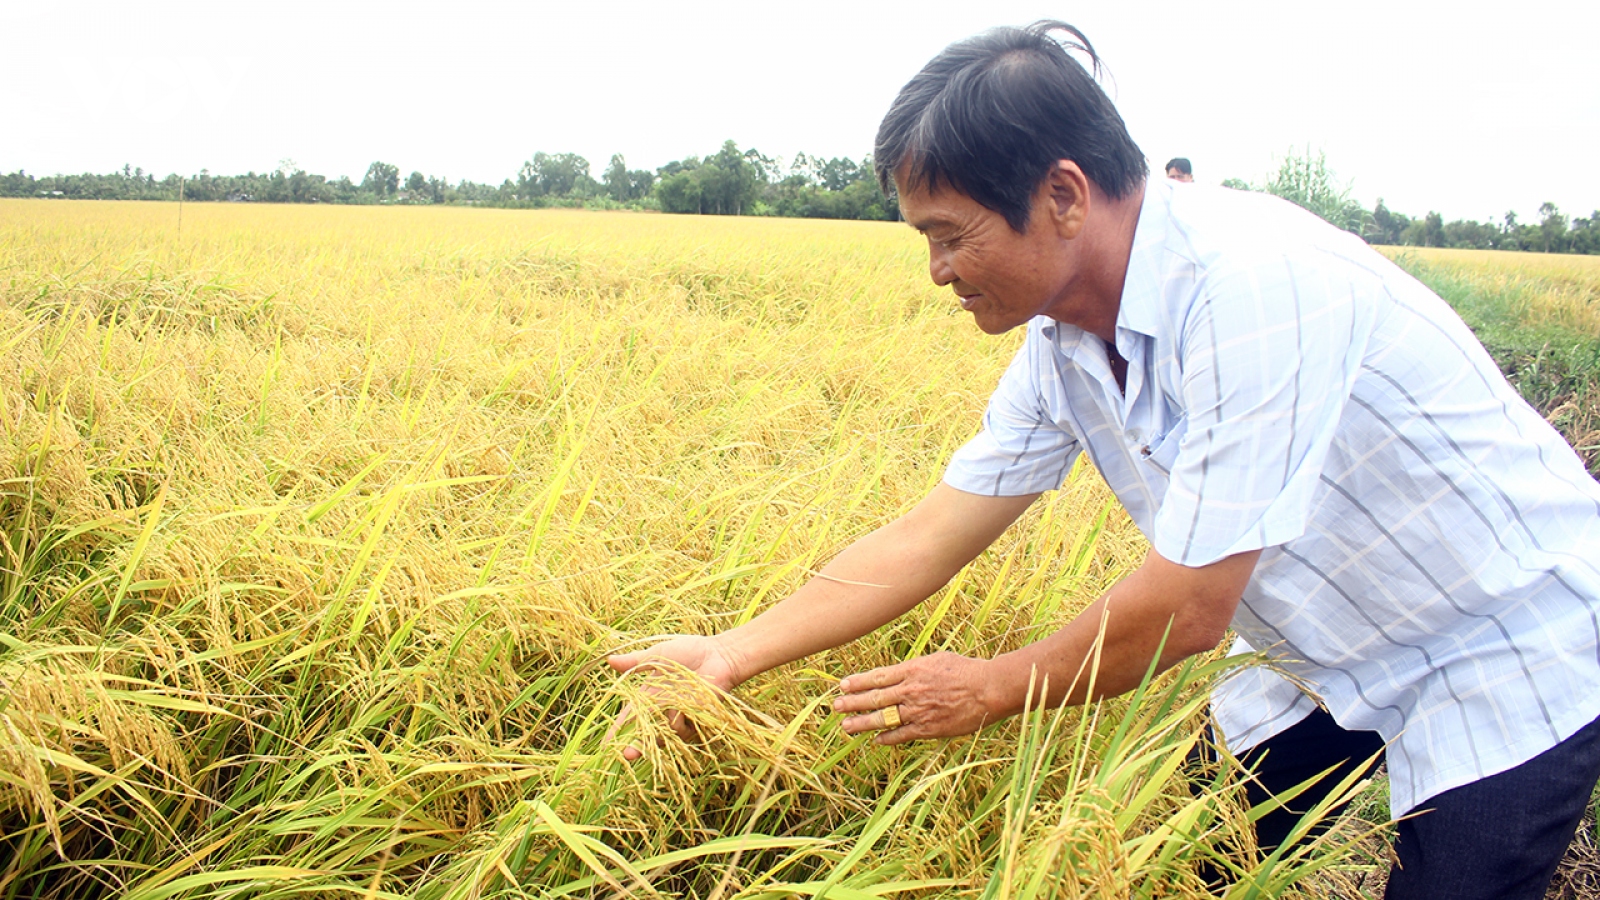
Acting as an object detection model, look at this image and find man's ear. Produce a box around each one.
[1044,160,1091,240]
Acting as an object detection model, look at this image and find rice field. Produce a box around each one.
[1379,246,1600,339]
[2,198,1582,898]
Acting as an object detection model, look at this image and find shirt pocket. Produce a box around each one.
[1140,414,1188,476]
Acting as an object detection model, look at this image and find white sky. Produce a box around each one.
[6,0,1598,224]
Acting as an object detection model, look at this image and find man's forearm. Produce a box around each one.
[715,521,960,683]
[983,548,1258,718]
[714,485,1037,685]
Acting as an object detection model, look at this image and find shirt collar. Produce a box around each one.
[1114,178,1174,341]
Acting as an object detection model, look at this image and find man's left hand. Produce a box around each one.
[833,651,995,745]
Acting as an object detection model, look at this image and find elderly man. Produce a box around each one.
[610,21,1600,899]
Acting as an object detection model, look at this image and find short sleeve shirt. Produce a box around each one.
[942,178,1600,815]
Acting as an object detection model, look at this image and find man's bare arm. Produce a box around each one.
[710,483,1039,684]
[832,547,1258,742]
[987,547,1258,712]
[606,484,1036,719]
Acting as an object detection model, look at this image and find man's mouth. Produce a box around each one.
[958,293,980,311]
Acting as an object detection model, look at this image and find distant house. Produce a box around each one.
[227,192,253,202]
[36,190,64,197]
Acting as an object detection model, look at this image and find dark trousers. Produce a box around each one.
[1231,707,1600,900]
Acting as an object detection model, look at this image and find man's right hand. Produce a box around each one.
[606,635,746,761]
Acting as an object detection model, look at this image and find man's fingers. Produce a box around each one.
[605,701,633,739]
[832,686,901,715]
[607,643,690,675]
[607,689,700,762]
[834,660,911,715]
[605,700,646,761]
[838,665,905,695]
[840,704,910,736]
[876,723,915,746]
[840,712,877,735]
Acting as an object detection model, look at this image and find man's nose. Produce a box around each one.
[928,241,956,286]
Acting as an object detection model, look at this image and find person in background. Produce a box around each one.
[1165,157,1193,182]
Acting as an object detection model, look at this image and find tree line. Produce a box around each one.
[1362,201,1599,254]
[1223,150,1600,254]
[0,140,895,222]
[6,146,1597,253]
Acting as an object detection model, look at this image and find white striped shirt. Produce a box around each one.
[942,177,1600,815]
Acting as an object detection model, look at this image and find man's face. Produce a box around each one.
[896,171,1075,336]
[1166,166,1192,183]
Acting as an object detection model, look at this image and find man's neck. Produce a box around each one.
[1072,181,1146,344]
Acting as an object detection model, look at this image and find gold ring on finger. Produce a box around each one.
[882,705,902,730]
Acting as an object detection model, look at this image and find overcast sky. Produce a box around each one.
[6,0,1597,223]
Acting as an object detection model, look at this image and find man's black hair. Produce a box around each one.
[874,20,1147,233]
[1165,157,1192,175]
